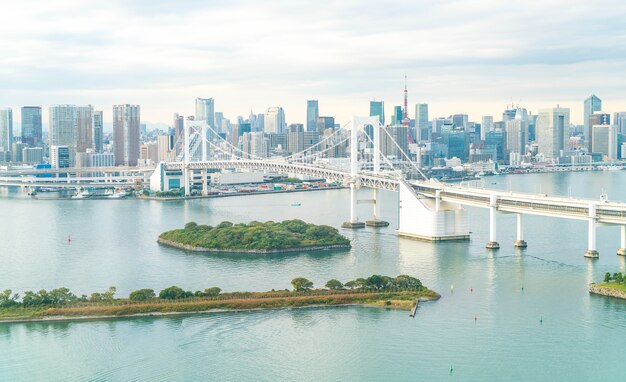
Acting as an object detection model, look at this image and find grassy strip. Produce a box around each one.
[0,290,439,322]
[596,282,626,292]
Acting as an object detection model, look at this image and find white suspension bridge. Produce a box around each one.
[3,116,626,258]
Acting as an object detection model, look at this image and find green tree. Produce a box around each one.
[203,287,221,297]
[291,277,314,291]
[616,273,624,283]
[129,289,156,301]
[366,275,385,290]
[395,275,423,290]
[325,279,344,290]
[0,289,18,308]
[604,272,612,283]
[103,286,117,301]
[159,286,187,300]
[185,222,198,230]
[344,280,357,290]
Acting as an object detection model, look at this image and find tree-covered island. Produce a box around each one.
[158,220,351,253]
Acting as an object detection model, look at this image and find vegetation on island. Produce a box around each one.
[0,275,437,322]
[598,272,626,292]
[159,220,351,252]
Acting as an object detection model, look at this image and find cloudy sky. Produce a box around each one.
[1,0,626,128]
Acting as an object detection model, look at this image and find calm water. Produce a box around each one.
[1,171,626,381]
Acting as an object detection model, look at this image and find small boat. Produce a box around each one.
[71,189,91,199]
[27,187,37,196]
[409,299,419,318]
[291,203,301,206]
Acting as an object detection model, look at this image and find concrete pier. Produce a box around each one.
[514,214,527,248]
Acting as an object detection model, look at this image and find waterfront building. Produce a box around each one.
[306,100,319,133]
[592,123,617,160]
[505,108,528,159]
[89,152,115,167]
[157,135,175,162]
[614,112,626,135]
[584,94,602,147]
[93,110,104,153]
[113,104,140,166]
[11,142,23,162]
[264,107,285,134]
[21,106,42,147]
[49,105,78,166]
[140,142,159,164]
[415,103,429,141]
[22,147,44,163]
[536,107,570,160]
[195,98,215,128]
[481,116,494,141]
[0,108,12,159]
[287,124,304,154]
[76,105,94,154]
[50,145,70,168]
[369,100,385,125]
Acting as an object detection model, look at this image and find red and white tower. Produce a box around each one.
[402,74,415,144]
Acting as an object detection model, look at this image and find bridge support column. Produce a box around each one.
[366,188,389,227]
[514,214,527,248]
[342,183,365,228]
[342,118,365,229]
[617,226,626,256]
[585,203,599,258]
[486,194,499,249]
[201,169,208,196]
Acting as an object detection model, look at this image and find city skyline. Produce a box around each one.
[1,1,626,125]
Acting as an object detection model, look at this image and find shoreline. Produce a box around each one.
[140,186,343,201]
[157,237,351,254]
[0,291,439,325]
[589,283,626,300]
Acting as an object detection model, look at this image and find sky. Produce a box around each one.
[1,0,626,128]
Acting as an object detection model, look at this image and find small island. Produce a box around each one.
[158,220,351,254]
[590,272,626,300]
[0,275,440,323]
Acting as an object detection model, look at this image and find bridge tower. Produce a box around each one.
[342,116,388,228]
[183,118,211,196]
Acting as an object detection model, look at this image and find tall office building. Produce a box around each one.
[381,125,408,158]
[76,105,94,154]
[415,103,429,141]
[0,108,13,158]
[505,108,528,160]
[287,123,304,154]
[452,114,469,129]
[614,112,626,136]
[157,135,175,162]
[584,94,602,148]
[481,116,494,141]
[50,145,70,168]
[264,107,285,134]
[369,100,385,125]
[317,116,335,133]
[592,123,617,160]
[49,105,78,166]
[195,98,215,127]
[93,110,104,153]
[21,106,42,147]
[536,107,570,160]
[306,100,319,132]
[392,106,403,125]
[502,108,517,123]
[113,104,140,166]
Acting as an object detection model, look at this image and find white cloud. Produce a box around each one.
[1,0,625,125]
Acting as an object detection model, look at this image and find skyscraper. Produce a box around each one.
[592,123,617,160]
[505,108,528,160]
[0,108,13,158]
[76,105,94,154]
[393,106,403,125]
[21,106,42,147]
[415,103,429,141]
[195,98,215,127]
[113,104,140,166]
[481,116,494,141]
[306,100,319,132]
[264,107,285,134]
[369,100,385,125]
[93,110,104,153]
[614,112,626,136]
[49,105,79,166]
[584,94,602,149]
[537,107,570,160]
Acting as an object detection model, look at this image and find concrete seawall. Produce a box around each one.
[157,237,351,254]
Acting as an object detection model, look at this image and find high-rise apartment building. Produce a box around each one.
[264,107,285,134]
[505,108,528,160]
[306,100,319,133]
[76,105,94,154]
[50,145,70,168]
[592,123,617,160]
[49,105,80,166]
[93,110,104,153]
[584,94,602,149]
[21,106,42,147]
[195,98,215,127]
[0,108,13,157]
[415,103,429,141]
[537,107,570,160]
[113,104,140,166]
[369,101,385,125]
[157,135,175,162]
[287,124,304,154]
